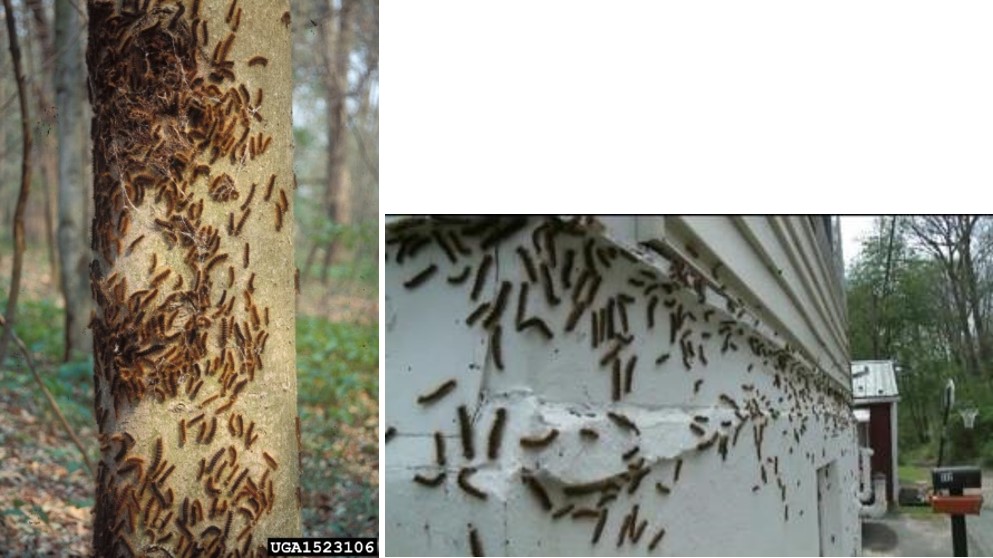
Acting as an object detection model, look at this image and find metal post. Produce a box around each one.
[937,389,952,467]
[950,485,968,557]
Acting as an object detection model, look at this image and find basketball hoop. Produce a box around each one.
[959,408,979,430]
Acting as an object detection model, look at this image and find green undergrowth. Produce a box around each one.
[0,292,378,536]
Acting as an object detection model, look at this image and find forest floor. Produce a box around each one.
[0,248,378,556]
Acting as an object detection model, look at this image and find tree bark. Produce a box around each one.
[87,0,299,555]
[0,0,35,367]
[56,0,93,361]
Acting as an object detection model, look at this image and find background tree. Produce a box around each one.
[25,0,60,284]
[55,0,93,360]
[87,0,299,554]
[0,0,34,366]
[847,216,993,465]
[297,0,378,290]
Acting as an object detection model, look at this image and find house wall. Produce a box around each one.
[385,216,859,556]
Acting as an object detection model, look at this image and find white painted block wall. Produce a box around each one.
[385,217,860,556]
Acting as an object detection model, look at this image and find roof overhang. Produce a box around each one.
[853,396,900,405]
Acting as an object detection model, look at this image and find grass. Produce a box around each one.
[898,464,931,485]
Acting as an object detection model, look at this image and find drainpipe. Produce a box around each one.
[857,447,875,502]
[860,473,889,519]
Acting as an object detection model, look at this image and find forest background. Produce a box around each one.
[847,216,993,471]
[0,0,378,553]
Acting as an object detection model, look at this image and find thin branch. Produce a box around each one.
[0,0,35,366]
[0,315,94,475]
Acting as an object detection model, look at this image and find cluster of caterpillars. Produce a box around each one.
[87,0,291,556]
[386,216,854,555]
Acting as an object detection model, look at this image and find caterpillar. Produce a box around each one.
[516,246,537,282]
[648,527,666,551]
[264,174,275,201]
[404,264,438,289]
[457,405,474,459]
[519,429,558,448]
[457,468,487,500]
[561,248,575,288]
[622,446,640,460]
[627,467,650,494]
[466,302,491,327]
[432,230,457,263]
[447,265,471,284]
[592,509,609,545]
[490,326,504,370]
[487,408,507,460]
[598,341,623,367]
[632,519,648,544]
[482,281,512,329]
[416,379,457,405]
[263,451,278,470]
[612,360,621,401]
[617,512,632,547]
[247,55,268,67]
[470,255,493,301]
[434,432,446,466]
[597,492,618,508]
[623,356,637,394]
[564,300,587,333]
[150,438,163,476]
[230,468,249,495]
[413,472,445,487]
[515,282,529,326]
[519,317,553,340]
[207,448,225,473]
[539,263,559,305]
[607,412,639,435]
[468,524,484,557]
[579,428,599,441]
[563,478,619,497]
[126,234,146,255]
[522,473,552,511]
[551,504,574,519]
[572,508,601,519]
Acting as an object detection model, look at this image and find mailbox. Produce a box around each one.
[932,466,982,492]
[931,466,983,556]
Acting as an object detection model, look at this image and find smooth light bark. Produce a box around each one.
[87,0,299,555]
[26,0,61,287]
[56,0,92,360]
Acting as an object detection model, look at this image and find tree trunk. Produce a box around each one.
[56,0,93,361]
[26,0,62,289]
[0,0,34,366]
[319,0,355,284]
[87,1,299,555]
[959,218,992,373]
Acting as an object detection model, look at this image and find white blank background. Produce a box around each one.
[383,1,993,214]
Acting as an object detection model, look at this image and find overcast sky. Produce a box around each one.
[839,216,878,271]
